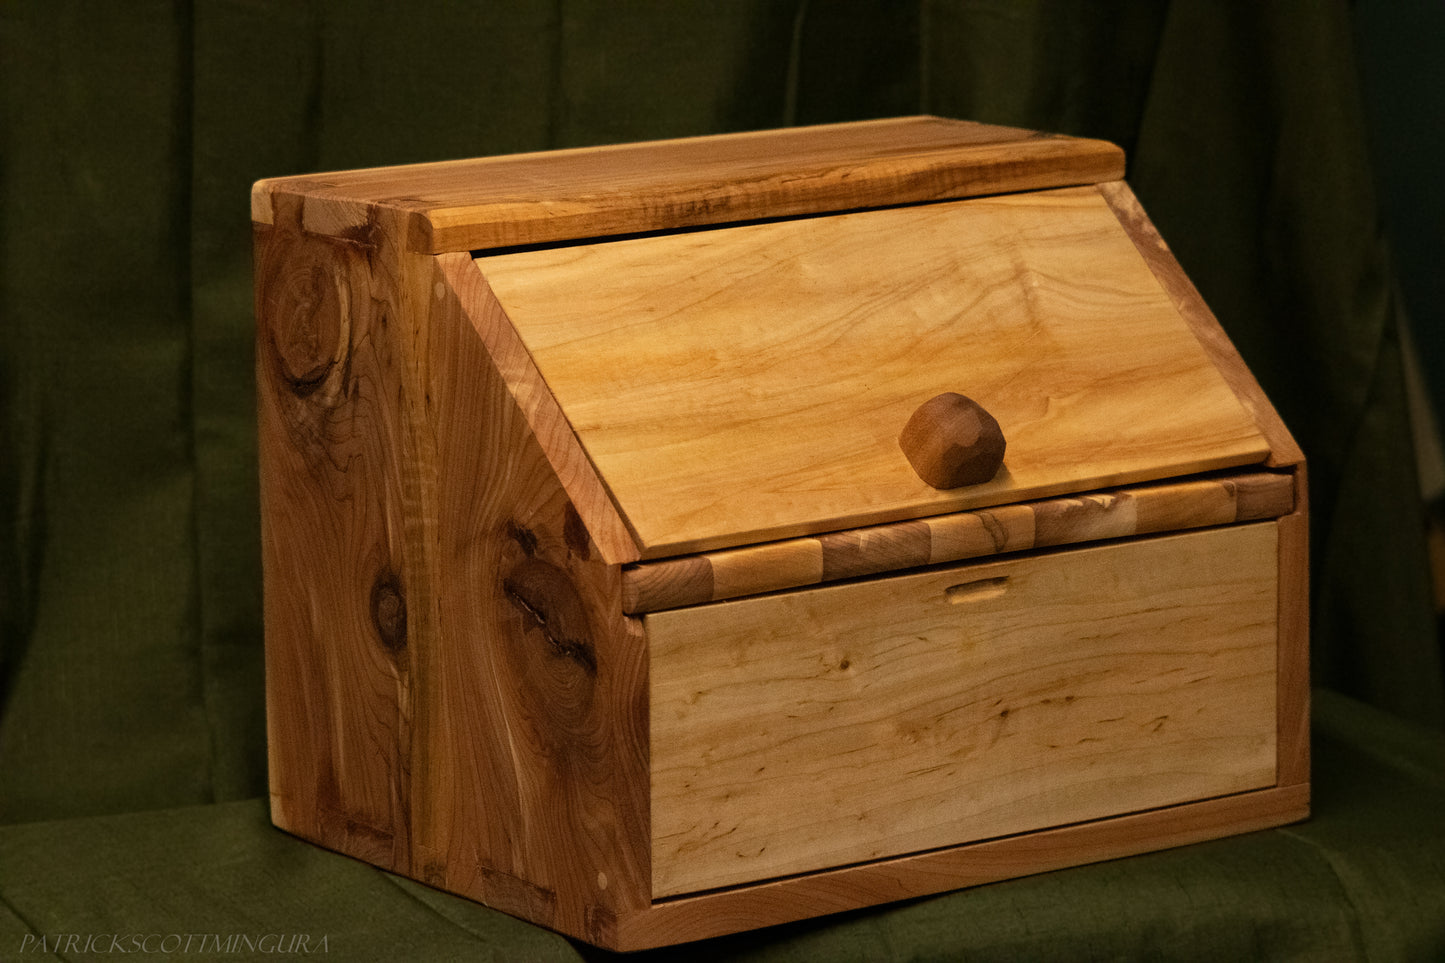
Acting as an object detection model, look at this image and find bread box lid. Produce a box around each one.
[477,186,1270,559]
[254,116,1276,563]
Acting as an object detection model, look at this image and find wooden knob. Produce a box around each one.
[899,393,1006,489]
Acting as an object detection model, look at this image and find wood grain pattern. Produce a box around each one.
[647,524,1279,897]
[622,472,1293,613]
[415,260,649,943]
[617,783,1310,951]
[436,255,640,564]
[256,196,431,876]
[1095,177,1310,791]
[1096,180,1304,470]
[480,187,1272,558]
[253,116,1124,253]
[256,197,650,945]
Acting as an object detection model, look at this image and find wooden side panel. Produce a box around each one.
[255,189,650,943]
[623,473,1294,612]
[252,116,1125,253]
[256,199,430,872]
[411,256,651,943]
[618,783,1311,951]
[647,524,1279,898]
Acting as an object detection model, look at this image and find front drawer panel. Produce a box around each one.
[647,523,1278,898]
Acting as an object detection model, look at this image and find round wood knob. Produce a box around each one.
[899,392,1006,489]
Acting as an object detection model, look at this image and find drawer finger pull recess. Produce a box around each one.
[944,576,1010,603]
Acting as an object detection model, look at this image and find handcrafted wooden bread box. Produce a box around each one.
[253,117,1309,950]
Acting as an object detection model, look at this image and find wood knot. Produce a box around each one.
[256,231,351,403]
[899,392,1006,489]
[275,264,345,396]
[503,561,598,675]
[506,520,539,558]
[369,569,407,652]
[563,504,592,561]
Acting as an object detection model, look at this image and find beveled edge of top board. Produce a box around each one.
[251,116,1125,253]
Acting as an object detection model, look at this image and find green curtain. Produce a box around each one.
[1,0,1440,827]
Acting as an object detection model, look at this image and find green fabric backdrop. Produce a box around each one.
[1,0,1441,830]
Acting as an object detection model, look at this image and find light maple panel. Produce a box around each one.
[646,524,1279,897]
[478,188,1270,558]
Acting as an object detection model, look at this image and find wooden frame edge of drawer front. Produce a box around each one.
[1276,491,1311,789]
[615,783,1310,951]
[622,472,1295,613]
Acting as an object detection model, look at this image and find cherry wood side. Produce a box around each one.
[623,472,1294,612]
[256,199,649,944]
[616,783,1310,951]
[253,116,1125,253]
[646,524,1280,897]
[480,187,1271,558]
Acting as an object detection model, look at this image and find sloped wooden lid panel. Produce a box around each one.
[477,186,1270,558]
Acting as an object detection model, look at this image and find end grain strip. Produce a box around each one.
[621,472,1293,613]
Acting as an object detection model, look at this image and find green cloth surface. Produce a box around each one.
[0,691,1440,961]
[2,0,1444,959]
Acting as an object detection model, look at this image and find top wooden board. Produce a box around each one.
[251,116,1123,253]
[477,186,1272,558]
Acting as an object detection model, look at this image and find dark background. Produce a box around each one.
[1,2,1443,958]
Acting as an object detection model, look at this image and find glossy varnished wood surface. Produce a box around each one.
[1096,180,1304,470]
[480,187,1272,558]
[252,116,1124,253]
[623,472,1293,612]
[647,524,1279,897]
